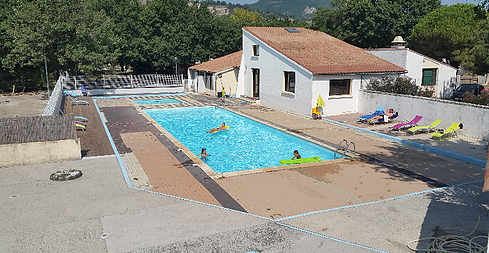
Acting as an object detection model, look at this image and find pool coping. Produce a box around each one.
[139,105,354,179]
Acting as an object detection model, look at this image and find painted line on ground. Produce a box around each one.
[322,118,487,167]
[276,179,484,221]
[93,99,133,187]
[276,223,390,253]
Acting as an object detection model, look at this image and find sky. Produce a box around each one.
[224,0,479,5]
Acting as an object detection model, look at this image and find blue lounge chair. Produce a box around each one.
[368,112,398,124]
[66,93,89,105]
[358,107,384,122]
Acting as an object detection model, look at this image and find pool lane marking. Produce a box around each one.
[275,179,483,221]
[322,118,487,168]
[92,96,424,253]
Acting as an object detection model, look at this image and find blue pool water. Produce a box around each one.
[134,98,182,105]
[145,107,341,174]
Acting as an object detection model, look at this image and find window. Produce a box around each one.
[329,79,351,96]
[422,69,437,86]
[252,45,259,57]
[284,71,295,93]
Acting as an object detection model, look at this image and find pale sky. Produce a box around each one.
[224,0,479,6]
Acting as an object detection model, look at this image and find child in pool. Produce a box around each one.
[292,150,301,159]
[198,148,210,159]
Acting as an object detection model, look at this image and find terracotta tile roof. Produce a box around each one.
[188,50,242,73]
[243,27,406,75]
[365,47,457,70]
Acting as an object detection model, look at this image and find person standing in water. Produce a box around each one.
[198,148,210,159]
[292,150,301,159]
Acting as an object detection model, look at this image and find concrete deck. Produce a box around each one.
[1,93,488,252]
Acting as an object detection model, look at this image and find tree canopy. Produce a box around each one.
[410,4,486,70]
[311,0,441,48]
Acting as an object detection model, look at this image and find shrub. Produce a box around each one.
[463,89,489,105]
[367,76,434,98]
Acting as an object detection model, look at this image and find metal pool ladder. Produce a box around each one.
[334,139,356,158]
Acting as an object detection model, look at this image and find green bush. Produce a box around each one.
[367,76,435,98]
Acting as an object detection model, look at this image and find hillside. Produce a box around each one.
[204,0,332,20]
[248,0,332,20]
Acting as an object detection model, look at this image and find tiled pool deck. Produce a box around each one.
[94,94,487,221]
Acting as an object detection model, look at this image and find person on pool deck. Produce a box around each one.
[368,108,394,123]
[198,148,210,159]
[206,123,226,133]
[292,150,301,159]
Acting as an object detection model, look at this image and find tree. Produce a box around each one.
[2,0,119,77]
[410,4,486,70]
[473,18,489,74]
[311,0,441,48]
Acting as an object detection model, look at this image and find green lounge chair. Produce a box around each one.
[408,119,442,135]
[431,122,462,140]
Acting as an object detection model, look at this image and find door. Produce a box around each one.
[252,68,260,98]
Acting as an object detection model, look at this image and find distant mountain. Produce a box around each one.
[247,0,332,20]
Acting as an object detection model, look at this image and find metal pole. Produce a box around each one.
[44,53,50,98]
[174,57,178,76]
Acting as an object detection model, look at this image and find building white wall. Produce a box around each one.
[359,90,489,140]
[366,49,457,98]
[240,29,314,116]
[240,30,403,117]
[312,75,365,116]
[405,50,424,85]
[436,62,458,99]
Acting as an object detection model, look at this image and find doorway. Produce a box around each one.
[252,68,260,98]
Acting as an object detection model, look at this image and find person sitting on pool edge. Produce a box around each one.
[292,150,301,159]
[198,148,210,159]
[206,123,227,133]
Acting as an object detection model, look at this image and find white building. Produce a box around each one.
[237,27,406,117]
[188,50,242,97]
[365,37,458,99]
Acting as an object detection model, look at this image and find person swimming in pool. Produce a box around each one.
[198,148,210,159]
[206,123,226,133]
[292,150,301,159]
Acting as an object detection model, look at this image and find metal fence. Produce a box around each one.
[63,74,184,90]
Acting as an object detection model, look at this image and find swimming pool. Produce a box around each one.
[134,98,182,105]
[145,107,341,174]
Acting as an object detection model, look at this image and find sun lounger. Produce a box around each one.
[60,110,88,122]
[407,119,442,134]
[76,123,86,131]
[358,107,384,122]
[368,112,398,125]
[431,122,462,140]
[68,94,89,105]
[64,91,80,97]
[392,115,422,130]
